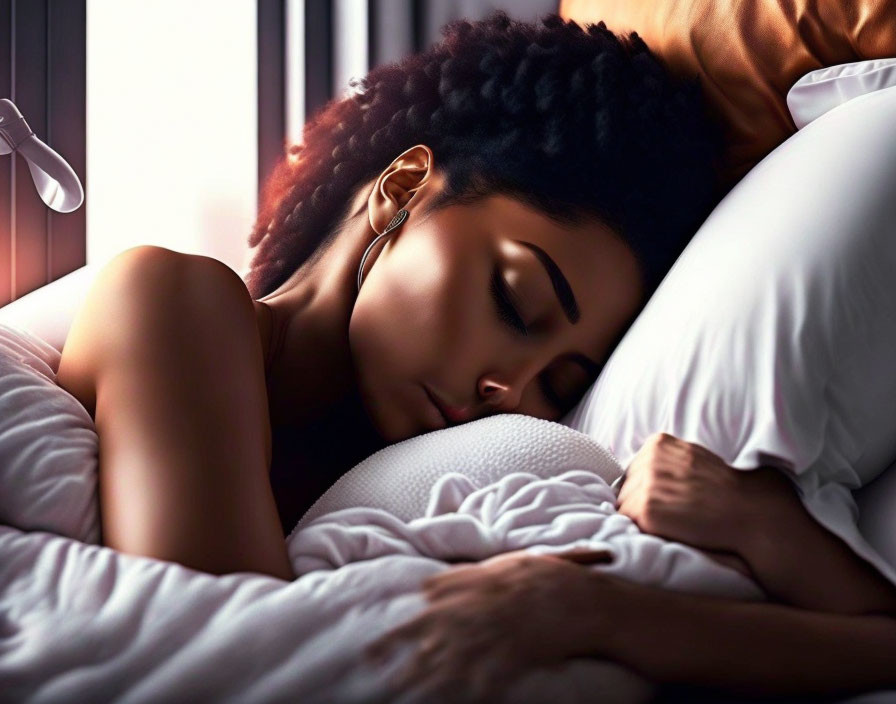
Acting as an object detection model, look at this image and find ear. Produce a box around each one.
[367,144,434,234]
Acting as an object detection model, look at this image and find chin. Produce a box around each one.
[374,418,404,444]
[352,374,400,444]
[362,383,434,445]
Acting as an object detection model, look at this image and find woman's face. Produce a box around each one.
[349,184,646,444]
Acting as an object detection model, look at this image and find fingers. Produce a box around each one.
[552,548,614,565]
[364,637,396,665]
[421,564,482,595]
[422,551,533,595]
[389,637,447,694]
[648,432,724,466]
[610,469,627,501]
[372,629,498,704]
[616,463,645,507]
[469,660,513,703]
[365,616,424,664]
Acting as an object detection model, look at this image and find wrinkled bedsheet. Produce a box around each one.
[0,323,823,703]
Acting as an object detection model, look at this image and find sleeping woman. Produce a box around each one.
[55,10,896,701]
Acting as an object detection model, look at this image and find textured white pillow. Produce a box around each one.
[294,414,622,532]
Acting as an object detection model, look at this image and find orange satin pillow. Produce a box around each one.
[559,0,896,190]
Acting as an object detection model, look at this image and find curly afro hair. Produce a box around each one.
[244,10,726,302]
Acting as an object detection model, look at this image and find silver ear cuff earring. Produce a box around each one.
[356,208,409,293]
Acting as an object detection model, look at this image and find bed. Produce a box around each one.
[2,3,896,703]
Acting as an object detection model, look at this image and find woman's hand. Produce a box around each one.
[616,432,797,568]
[363,547,615,703]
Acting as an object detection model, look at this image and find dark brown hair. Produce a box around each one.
[245,10,725,300]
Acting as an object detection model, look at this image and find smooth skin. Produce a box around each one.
[255,144,646,443]
[56,143,645,576]
[57,246,293,579]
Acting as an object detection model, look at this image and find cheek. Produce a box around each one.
[348,285,432,388]
[349,255,483,389]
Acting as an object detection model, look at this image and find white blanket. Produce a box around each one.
[0,323,788,703]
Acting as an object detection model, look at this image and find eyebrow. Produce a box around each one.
[514,240,579,325]
[512,238,601,376]
[514,239,580,325]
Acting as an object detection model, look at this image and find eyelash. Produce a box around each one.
[489,267,529,336]
[489,266,565,409]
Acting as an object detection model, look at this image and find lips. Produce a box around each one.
[424,386,471,426]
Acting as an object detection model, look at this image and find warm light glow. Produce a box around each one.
[86,0,257,274]
[333,0,369,100]
[285,0,305,149]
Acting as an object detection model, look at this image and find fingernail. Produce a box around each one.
[365,646,386,663]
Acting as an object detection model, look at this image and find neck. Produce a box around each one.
[255,197,379,432]
[260,289,353,429]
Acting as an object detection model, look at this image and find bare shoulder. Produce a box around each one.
[56,245,286,576]
[57,245,261,416]
[180,250,271,361]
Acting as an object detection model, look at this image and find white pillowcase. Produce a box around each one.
[564,72,896,489]
[787,57,896,129]
[561,66,896,586]
[0,323,100,543]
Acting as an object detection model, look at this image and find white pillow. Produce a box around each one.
[294,414,622,532]
[564,77,896,489]
[561,72,896,586]
[0,263,101,353]
[0,323,100,543]
[787,57,896,129]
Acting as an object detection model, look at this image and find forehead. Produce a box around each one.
[466,194,643,293]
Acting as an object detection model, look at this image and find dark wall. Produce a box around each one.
[0,0,86,305]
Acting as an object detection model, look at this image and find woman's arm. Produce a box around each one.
[366,550,896,700]
[616,432,896,616]
[586,574,896,698]
[732,468,896,616]
[368,433,896,698]
[57,246,292,580]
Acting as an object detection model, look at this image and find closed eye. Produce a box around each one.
[489,264,569,411]
[489,264,528,336]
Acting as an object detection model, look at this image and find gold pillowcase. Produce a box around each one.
[559,0,896,190]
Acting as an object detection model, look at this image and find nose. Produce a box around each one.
[478,359,540,413]
[478,376,518,412]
